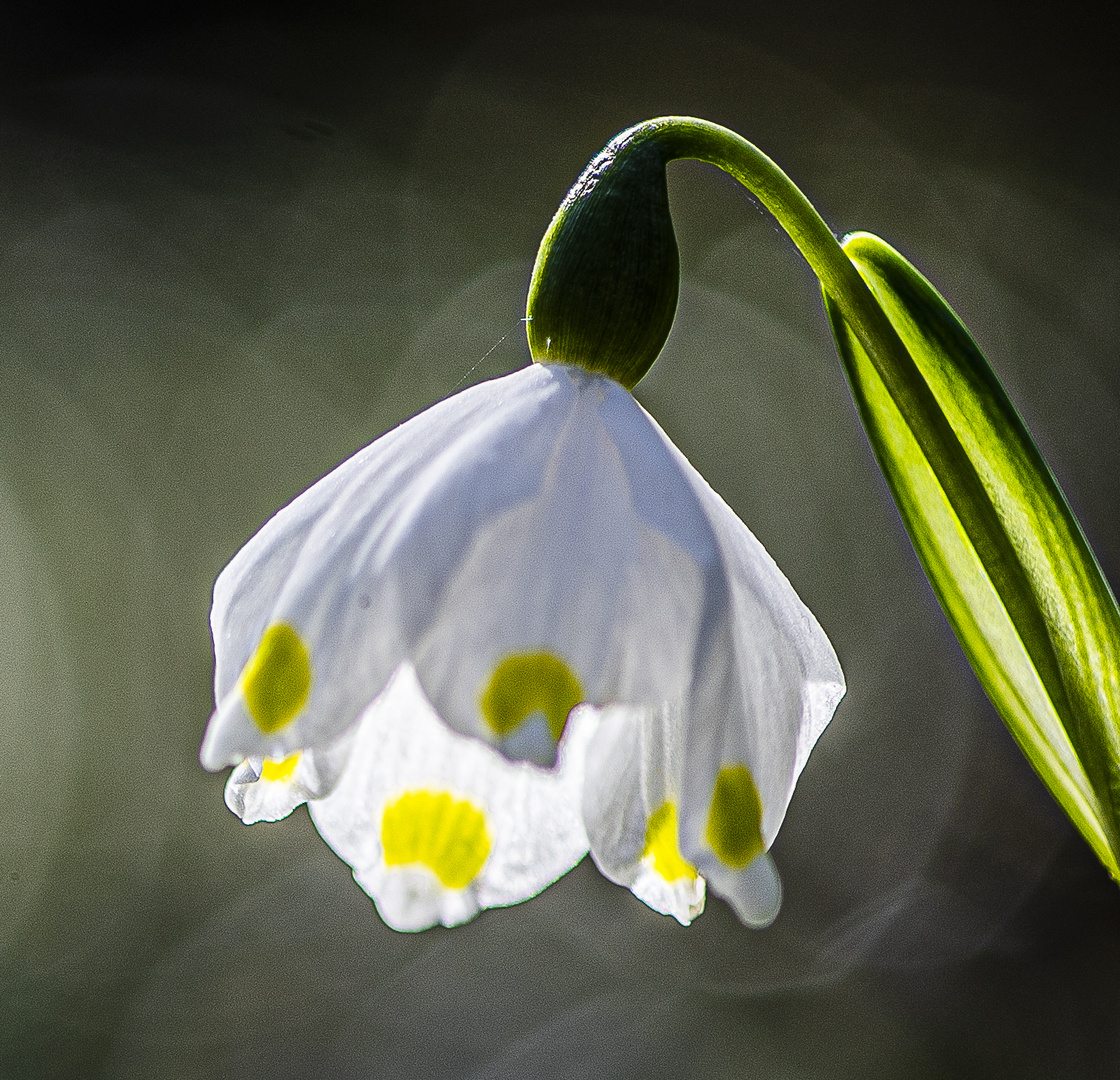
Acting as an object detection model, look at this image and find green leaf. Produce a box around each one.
[825,231,1120,879]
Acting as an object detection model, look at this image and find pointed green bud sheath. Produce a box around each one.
[826,232,1120,878]
[526,127,680,389]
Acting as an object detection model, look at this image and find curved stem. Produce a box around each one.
[639,117,938,465]
[640,118,1035,656]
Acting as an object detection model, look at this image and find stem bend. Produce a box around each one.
[527,121,1054,802]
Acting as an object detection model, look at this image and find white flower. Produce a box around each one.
[201,362,844,930]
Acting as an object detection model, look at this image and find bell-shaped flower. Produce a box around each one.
[201,360,844,930]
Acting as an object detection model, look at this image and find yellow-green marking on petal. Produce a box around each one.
[479,652,583,740]
[260,752,300,783]
[241,623,311,733]
[642,801,698,883]
[706,764,764,868]
[381,790,492,890]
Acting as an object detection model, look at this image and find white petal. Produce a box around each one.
[659,612,785,927]
[202,363,570,770]
[209,447,367,705]
[700,474,846,796]
[640,401,844,848]
[224,758,307,824]
[673,615,828,927]
[309,663,597,932]
[583,704,705,926]
[412,367,715,762]
[615,402,843,927]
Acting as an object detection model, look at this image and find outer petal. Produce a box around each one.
[309,664,597,932]
[673,457,843,926]
[585,402,844,928]
[678,623,785,927]
[202,363,575,770]
[674,448,846,846]
[412,367,720,765]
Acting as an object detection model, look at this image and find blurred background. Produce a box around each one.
[1,1,1119,1076]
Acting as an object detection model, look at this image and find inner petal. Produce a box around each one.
[583,704,706,926]
[260,752,301,783]
[308,664,596,932]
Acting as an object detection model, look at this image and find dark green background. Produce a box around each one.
[1,3,1118,1076]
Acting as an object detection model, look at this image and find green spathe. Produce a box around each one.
[826,233,1120,877]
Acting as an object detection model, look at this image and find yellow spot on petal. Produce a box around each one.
[479,652,583,741]
[242,623,311,733]
[381,790,491,890]
[641,802,697,883]
[260,753,300,783]
[706,764,764,868]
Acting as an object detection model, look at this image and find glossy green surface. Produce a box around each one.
[526,132,679,388]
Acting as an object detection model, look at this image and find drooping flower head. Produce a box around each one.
[201,118,846,931]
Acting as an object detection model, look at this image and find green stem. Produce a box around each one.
[653,118,1073,740]
[649,117,964,511]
